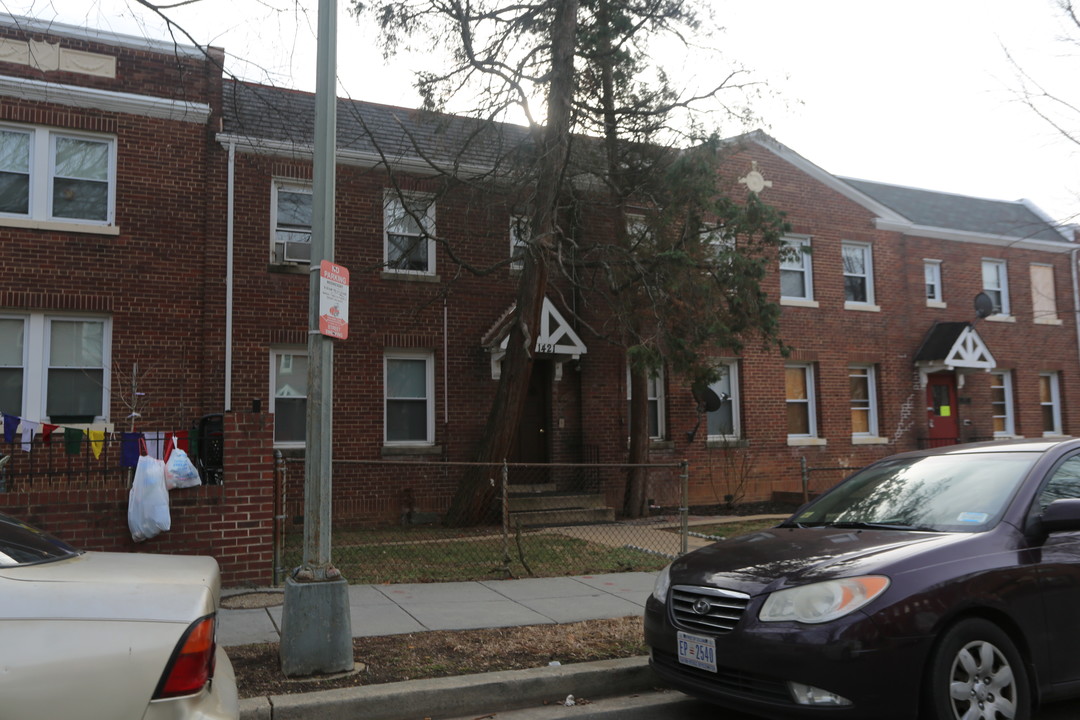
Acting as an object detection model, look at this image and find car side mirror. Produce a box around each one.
[1039,499,1080,534]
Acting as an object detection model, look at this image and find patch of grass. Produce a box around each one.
[284,532,671,584]
[687,518,782,540]
[229,617,647,699]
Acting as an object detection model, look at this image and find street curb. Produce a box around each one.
[239,655,657,720]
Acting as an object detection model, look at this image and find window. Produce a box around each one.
[271,350,307,446]
[0,314,110,424]
[842,242,874,305]
[785,364,817,438]
[1035,455,1080,511]
[706,361,740,439]
[849,365,879,437]
[779,236,813,301]
[0,125,115,225]
[509,215,529,269]
[982,259,1010,316]
[627,364,665,440]
[1040,372,1063,436]
[0,318,24,418]
[384,192,435,274]
[385,352,434,444]
[1030,264,1059,324]
[924,260,943,305]
[272,181,312,263]
[991,371,1015,437]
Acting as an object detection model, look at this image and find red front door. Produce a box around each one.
[926,373,959,447]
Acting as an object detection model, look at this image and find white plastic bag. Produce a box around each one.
[128,455,171,542]
[165,447,202,489]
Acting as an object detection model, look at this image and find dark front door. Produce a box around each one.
[926,373,959,447]
[512,360,550,464]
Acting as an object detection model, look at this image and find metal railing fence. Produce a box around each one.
[275,457,691,585]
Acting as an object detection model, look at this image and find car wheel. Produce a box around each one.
[925,618,1030,720]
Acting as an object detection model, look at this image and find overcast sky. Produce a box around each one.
[6,0,1078,224]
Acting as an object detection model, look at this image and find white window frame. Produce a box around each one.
[1040,372,1063,436]
[271,180,313,264]
[841,241,875,307]
[706,360,740,440]
[0,124,117,229]
[982,259,1011,318]
[0,312,111,425]
[785,363,818,441]
[991,370,1016,437]
[270,348,308,448]
[779,236,814,303]
[384,350,435,446]
[627,364,666,440]
[924,259,944,306]
[1030,263,1061,325]
[509,214,529,270]
[849,364,879,438]
[383,191,436,275]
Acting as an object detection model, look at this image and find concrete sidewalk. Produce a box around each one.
[219,571,658,647]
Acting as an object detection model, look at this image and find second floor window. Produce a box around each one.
[384,192,435,274]
[982,259,1010,316]
[1,125,116,225]
[272,182,313,263]
[842,242,874,305]
[1030,263,1059,324]
[509,215,529,269]
[924,260,943,304]
[780,237,813,301]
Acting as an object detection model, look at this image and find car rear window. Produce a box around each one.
[0,513,79,566]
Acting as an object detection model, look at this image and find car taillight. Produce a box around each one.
[154,614,217,699]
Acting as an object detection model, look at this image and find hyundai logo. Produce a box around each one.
[693,598,712,615]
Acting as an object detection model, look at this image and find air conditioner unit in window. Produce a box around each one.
[277,240,311,263]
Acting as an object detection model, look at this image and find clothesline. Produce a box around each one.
[0,412,194,467]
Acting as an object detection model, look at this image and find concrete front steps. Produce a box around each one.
[507,483,616,527]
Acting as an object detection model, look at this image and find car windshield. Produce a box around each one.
[788,452,1040,533]
[0,512,80,567]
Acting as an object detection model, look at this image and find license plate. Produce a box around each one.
[677,631,717,672]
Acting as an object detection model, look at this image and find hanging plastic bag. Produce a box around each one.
[128,454,171,542]
[164,437,202,489]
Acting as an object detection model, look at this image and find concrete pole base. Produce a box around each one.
[279,576,353,677]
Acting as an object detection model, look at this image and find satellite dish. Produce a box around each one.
[692,384,723,413]
[974,292,994,319]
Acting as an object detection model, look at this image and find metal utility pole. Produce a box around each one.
[279,0,353,678]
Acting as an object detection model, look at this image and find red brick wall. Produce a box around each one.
[0,413,274,587]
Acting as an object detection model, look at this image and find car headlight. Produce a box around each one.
[759,576,889,624]
[652,562,672,603]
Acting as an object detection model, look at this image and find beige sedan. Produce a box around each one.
[0,512,238,720]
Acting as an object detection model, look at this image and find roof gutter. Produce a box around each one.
[874,218,1078,253]
[214,132,495,178]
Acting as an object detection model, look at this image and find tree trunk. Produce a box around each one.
[623,363,650,518]
[444,0,580,527]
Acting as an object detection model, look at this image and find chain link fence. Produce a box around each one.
[275,458,693,584]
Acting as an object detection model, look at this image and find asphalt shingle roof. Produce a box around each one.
[843,178,1068,244]
[221,79,533,173]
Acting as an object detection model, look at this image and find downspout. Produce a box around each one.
[225,140,236,412]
